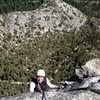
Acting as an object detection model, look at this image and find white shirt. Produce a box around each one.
[30,78,58,92]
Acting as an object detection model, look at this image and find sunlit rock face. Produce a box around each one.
[0,0,87,47]
[75,58,100,79]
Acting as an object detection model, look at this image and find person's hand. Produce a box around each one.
[59,85,64,89]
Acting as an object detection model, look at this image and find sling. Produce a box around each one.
[37,84,46,100]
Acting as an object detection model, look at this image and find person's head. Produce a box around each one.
[36,69,45,84]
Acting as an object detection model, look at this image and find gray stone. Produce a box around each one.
[89,82,100,94]
[90,17,100,32]
[62,59,100,92]
[75,58,100,79]
[79,76,100,89]
[0,90,100,100]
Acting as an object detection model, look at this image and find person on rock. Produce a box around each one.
[30,69,64,92]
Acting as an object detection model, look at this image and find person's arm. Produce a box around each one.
[30,82,35,92]
[46,78,59,89]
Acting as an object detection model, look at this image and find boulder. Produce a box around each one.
[75,58,100,79]
[63,59,100,92]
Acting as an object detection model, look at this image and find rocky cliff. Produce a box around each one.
[0,0,87,47]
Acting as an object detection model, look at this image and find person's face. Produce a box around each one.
[37,76,44,84]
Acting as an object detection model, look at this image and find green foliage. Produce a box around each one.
[0,81,28,98]
[63,0,100,18]
[0,24,100,97]
[0,0,43,14]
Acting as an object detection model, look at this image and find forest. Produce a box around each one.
[0,0,42,14]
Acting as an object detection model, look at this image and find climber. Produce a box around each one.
[30,69,64,93]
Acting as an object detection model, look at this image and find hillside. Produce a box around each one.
[63,0,100,32]
[0,0,100,98]
[64,0,100,18]
[0,0,87,47]
[0,0,41,14]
